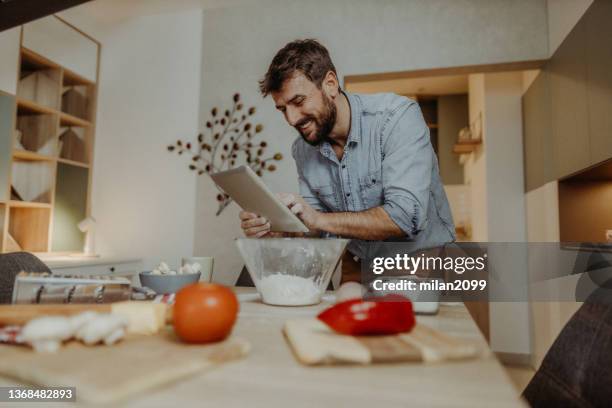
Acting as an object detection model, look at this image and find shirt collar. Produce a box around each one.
[318,90,361,158]
[345,91,361,145]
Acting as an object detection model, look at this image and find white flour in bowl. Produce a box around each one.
[257,273,321,306]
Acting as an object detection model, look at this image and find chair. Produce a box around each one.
[523,279,612,407]
[0,252,51,304]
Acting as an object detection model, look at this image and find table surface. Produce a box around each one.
[0,289,524,407]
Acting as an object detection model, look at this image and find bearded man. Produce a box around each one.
[239,39,455,281]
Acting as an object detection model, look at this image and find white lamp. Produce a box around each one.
[77,217,97,257]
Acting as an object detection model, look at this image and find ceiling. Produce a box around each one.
[345,74,469,96]
[60,0,257,24]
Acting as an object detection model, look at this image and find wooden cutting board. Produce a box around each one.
[284,318,488,365]
[0,329,250,404]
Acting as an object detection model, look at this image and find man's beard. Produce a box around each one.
[295,94,337,146]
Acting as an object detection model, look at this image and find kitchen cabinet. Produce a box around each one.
[522,0,612,191]
[549,17,590,180]
[523,70,553,192]
[585,0,612,165]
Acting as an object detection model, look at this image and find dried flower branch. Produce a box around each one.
[167,93,283,215]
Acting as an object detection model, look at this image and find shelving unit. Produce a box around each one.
[9,206,52,253]
[59,125,89,164]
[0,18,99,254]
[453,111,483,158]
[17,48,61,111]
[52,163,88,252]
[453,139,482,154]
[11,157,55,204]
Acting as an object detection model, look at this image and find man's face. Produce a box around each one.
[271,72,337,146]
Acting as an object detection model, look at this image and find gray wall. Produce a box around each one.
[196,0,549,283]
[438,95,467,185]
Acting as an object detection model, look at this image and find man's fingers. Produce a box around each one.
[239,211,258,221]
[245,222,271,237]
[290,203,303,215]
[277,193,296,207]
[241,217,268,229]
[255,228,271,238]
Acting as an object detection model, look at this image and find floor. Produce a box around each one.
[503,364,535,394]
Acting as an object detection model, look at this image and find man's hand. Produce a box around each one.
[276,193,322,231]
[239,211,274,238]
[238,193,322,238]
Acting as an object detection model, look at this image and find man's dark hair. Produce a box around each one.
[259,39,337,97]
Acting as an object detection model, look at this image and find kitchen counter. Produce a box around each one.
[0,289,524,407]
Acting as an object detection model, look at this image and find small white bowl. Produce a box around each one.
[139,271,200,294]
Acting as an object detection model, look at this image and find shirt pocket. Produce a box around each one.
[359,170,384,209]
[312,184,338,211]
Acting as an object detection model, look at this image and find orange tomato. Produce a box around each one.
[173,283,239,343]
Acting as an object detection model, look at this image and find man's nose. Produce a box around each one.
[286,107,301,127]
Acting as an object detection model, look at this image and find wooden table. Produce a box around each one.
[134,289,522,407]
[0,289,524,407]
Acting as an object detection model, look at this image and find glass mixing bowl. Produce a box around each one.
[235,238,349,306]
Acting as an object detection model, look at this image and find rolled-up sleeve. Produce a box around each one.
[291,140,326,212]
[381,101,433,239]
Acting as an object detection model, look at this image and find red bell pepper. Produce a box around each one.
[317,295,415,336]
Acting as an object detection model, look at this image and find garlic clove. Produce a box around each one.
[76,314,129,346]
[104,327,126,345]
[69,311,99,332]
[182,264,194,275]
[21,316,74,342]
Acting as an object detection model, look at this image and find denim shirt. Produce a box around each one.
[291,91,456,260]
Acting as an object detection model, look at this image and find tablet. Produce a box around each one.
[210,166,309,233]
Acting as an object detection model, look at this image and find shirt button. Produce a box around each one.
[342,164,346,169]
[346,193,351,197]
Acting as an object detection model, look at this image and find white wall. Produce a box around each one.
[484,72,527,243]
[483,72,531,356]
[464,72,532,356]
[196,0,549,284]
[58,10,203,270]
[546,0,594,55]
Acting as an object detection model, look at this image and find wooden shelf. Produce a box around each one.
[60,112,91,127]
[453,139,482,154]
[63,67,94,87]
[9,200,52,209]
[17,97,56,115]
[17,98,91,127]
[13,150,55,162]
[57,157,89,168]
[21,47,59,71]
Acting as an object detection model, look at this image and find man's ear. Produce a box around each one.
[322,71,340,99]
